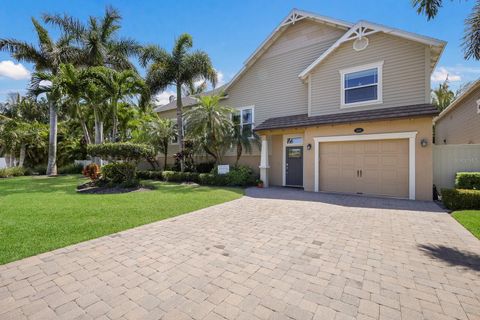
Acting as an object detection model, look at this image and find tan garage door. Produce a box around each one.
[319,139,409,198]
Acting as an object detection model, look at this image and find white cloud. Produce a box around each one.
[431,66,462,82]
[216,70,225,86]
[0,60,30,80]
[154,90,176,105]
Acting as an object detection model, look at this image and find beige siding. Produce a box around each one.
[433,144,480,189]
[310,33,429,116]
[435,86,480,144]
[223,20,344,126]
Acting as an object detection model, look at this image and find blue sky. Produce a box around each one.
[0,0,478,103]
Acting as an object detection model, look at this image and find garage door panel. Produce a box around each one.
[319,139,409,198]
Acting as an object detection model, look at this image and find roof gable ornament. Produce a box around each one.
[281,12,306,26]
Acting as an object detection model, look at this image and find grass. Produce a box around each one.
[452,210,480,239]
[0,175,243,265]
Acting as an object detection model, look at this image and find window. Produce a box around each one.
[340,61,383,107]
[233,106,254,137]
[287,137,303,145]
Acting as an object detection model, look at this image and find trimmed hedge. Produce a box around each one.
[0,167,26,178]
[101,162,138,187]
[136,165,257,187]
[58,163,84,174]
[87,143,154,161]
[456,172,480,190]
[442,188,480,210]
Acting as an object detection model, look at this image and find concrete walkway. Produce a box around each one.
[1,189,480,319]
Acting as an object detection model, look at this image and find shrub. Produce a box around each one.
[58,163,84,175]
[442,188,480,210]
[226,165,256,186]
[137,170,163,180]
[0,167,26,178]
[101,162,138,187]
[30,164,47,175]
[82,163,100,181]
[87,143,154,162]
[456,172,480,190]
[196,161,216,173]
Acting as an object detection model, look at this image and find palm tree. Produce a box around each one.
[140,33,217,171]
[230,115,261,166]
[184,95,232,164]
[0,18,80,175]
[85,66,144,141]
[412,0,480,60]
[182,80,208,96]
[432,78,455,111]
[44,6,140,70]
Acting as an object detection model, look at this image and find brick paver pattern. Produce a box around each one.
[1,188,480,320]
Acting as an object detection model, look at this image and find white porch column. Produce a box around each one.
[259,135,270,187]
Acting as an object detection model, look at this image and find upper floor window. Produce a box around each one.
[340,61,383,108]
[233,106,254,136]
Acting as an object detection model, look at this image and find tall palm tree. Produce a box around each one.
[0,18,80,175]
[231,115,261,166]
[85,66,144,141]
[184,95,232,164]
[140,33,217,171]
[44,6,140,70]
[432,78,455,111]
[412,0,480,60]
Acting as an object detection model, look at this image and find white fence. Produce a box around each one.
[433,144,480,190]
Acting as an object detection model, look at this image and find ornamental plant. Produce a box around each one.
[82,163,100,181]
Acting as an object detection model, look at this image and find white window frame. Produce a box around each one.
[233,106,255,138]
[340,61,384,108]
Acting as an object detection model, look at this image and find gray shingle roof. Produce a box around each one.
[255,104,439,131]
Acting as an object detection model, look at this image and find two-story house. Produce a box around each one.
[156,9,446,200]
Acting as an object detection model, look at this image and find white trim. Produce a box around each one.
[307,75,312,116]
[340,61,383,108]
[299,20,445,80]
[477,99,480,114]
[282,134,304,187]
[313,131,417,200]
[223,9,352,92]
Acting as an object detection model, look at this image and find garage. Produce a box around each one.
[318,139,410,198]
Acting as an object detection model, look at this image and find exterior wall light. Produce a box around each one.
[307,144,312,150]
[420,138,428,147]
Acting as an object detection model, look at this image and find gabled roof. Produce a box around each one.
[222,9,353,92]
[434,78,480,123]
[298,20,446,80]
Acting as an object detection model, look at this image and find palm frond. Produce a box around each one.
[463,0,480,60]
[42,13,86,39]
[412,0,443,20]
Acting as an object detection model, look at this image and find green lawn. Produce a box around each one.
[0,175,243,265]
[452,210,480,239]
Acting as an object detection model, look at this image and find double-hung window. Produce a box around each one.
[340,61,383,107]
[233,106,254,137]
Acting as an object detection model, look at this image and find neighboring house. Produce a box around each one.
[434,79,480,145]
[156,9,445,200]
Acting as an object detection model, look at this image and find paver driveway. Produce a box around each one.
[1,188,480,320]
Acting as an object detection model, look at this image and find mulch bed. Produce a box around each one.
[76,182,153,194]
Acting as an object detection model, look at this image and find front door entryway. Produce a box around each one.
[286,146,303,187]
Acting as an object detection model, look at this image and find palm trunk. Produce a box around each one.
[163,142,168,170]
[236,143,242,167]
[46,102,58,176]
[112,100,118,142]
[176,84,185,172]
[93,107,104,166]
[19,144,26,167]
[80,119,92,144]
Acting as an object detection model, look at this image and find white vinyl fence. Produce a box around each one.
[433,144,480,190]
